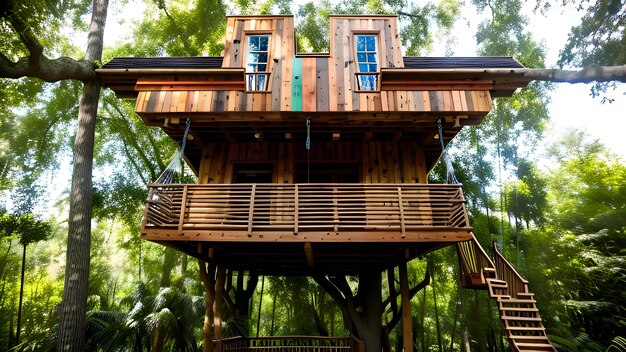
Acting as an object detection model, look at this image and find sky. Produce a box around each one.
[442,2,626,159]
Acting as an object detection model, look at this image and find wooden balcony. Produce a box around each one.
[214,336,364,352]
[141,183,472,274]
[142,183,471,242]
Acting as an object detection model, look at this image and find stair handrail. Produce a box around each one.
[457,233,495,286]
[492,242,529,297]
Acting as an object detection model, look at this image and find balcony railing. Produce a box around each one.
[141,183,471,240]
[214,336,365,352]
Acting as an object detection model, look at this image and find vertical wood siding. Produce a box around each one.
[136,16,493,115]
[198,141,428,185]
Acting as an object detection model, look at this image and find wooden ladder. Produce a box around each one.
[484,245,556,352]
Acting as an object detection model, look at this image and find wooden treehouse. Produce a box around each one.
[98,15,556,352]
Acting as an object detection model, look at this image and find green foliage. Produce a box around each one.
[105,0,227,58]
[558,0,626,68]
[293,0,460,54]
[0,211,52,245]
[547,131,626,234]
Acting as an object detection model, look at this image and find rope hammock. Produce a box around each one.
[154,118,191,184]
[437,118,459,185]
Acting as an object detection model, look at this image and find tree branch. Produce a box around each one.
[522,66,626,83]
[0,2,96,82]
[384,270,430,332]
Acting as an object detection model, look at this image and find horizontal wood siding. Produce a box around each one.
[136,88,493,114]
[198,141,428,185]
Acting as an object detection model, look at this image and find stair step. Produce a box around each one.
[509,335,549,340]
[488,281,509,288]
[507,326,546,331]
[498,298,536,304]
[501,307,539,312]
[514,342,555,349]
[502,316,542,321]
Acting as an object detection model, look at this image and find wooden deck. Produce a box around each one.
[141,183,472,274]
[142,183,472,242]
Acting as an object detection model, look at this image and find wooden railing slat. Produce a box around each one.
[143,183,471,236]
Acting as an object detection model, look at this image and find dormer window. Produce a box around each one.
[246,35,270,91]
[355,35,379,91]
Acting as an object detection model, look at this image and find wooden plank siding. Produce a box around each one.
[136,87,493,115]
[135,15,494,116]
[197,141,427,185]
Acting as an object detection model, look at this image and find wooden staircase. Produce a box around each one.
[456,234,556,352]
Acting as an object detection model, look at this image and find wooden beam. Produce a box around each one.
[399,261,413,352]
[304,242,314,267]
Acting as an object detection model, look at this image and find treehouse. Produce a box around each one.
[98,15,555,352]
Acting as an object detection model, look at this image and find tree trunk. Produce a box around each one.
[56,1,108,350]
[199,260,216,352]
[153,327,165,352]
[256,276,264,337]
[16,243,26,346]
[352,272,383,352]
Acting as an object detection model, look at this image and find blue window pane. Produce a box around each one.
[256,75,266,90]
[359,64,368,72]
[357,53,366,62]
[369,64,377,72]
[358,74,378,91]
[248,53,259,63]
[247,74,255,90]
[367,53,377,62]
[257,64,267,72]
[246,64,255,72]
[249,36,259,50]
[366,36,375,50]
[258,53,268,63]
[356,37,366,51]
[259,36,268,50]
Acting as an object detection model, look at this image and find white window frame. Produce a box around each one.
[354,34,380,91]
[245,34,271,91]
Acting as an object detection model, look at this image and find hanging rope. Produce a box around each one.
[437,118,459,184]
[306,117,311,183]
[155,118,191,184]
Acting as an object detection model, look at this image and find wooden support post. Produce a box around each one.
[304,242,314,267]
[178,185,189,233]
[399,261,413,352]
[214,265,226,340]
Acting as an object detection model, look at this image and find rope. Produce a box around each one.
[437,118,459,184]
[155,118,191,184]
[306,117,311,183]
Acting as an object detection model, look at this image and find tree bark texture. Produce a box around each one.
[199,260,217,352]
[57,0,108,350]
[0,0,96,82]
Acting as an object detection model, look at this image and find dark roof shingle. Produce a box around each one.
[402,56,524,69]
[102,56,224,69]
